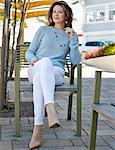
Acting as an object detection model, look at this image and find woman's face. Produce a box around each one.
[52,5,66,24]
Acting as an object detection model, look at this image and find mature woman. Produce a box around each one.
[25,1,81,149]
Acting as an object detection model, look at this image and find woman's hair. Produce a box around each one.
[48,1,73,28]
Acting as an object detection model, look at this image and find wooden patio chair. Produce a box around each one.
[14,43,82,137]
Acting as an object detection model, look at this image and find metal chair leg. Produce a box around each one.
[88,71,102,150]
[67,93,73,120]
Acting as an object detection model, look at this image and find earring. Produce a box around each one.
[65,21,68,24]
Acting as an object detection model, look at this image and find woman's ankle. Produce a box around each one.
[34,125,44,131]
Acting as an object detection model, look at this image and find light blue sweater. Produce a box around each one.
[25,26,81,69]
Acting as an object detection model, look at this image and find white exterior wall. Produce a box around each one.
[84,31,115,42]
[83,1,115,43]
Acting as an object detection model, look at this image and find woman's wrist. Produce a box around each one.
[31,58,38,65]
[69,32,76,39]
[69,32,74,39]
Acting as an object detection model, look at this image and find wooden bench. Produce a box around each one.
[14,43,82,137]
[88,71,115,150]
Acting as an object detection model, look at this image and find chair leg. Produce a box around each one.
[15,63,20,137]
[88,71,102,150]
[76,64,82,136]
[88,110,98,150]
[67,93,73,120]
[45,107,47,117]
[76,90,82,136]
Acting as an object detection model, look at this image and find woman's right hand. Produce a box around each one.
[31,58,39,66]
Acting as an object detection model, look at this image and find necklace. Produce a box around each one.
[53,29,68,48]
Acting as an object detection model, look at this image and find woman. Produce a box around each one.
[25,1,81,149]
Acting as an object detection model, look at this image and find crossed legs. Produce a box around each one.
[28,57,64,149]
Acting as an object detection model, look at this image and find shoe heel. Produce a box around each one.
[46,104,60,128]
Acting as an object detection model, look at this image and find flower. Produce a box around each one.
[84,44,115,59]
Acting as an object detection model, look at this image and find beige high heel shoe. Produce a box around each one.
[29,125,44,150]
[46,103,60,128]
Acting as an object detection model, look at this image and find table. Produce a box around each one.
[82,55,115,150]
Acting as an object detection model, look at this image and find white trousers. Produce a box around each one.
[27,57,64,125]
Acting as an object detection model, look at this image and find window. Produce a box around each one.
[86,8,94,22]
[85,41,105,47]
[95,6,105,21]
[85,6,105,23]
[109,5,115,20]
[85,42,98,46]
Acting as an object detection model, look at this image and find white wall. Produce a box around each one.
[85,35,115,42]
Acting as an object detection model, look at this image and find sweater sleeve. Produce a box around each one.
[69,32,81,65]
[25,26,44,64]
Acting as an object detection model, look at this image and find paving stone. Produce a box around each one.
[39,148,63,150]
[42,139,73,147]
[0,78,115,150]
[101,135,115,149]
[1,125,15,130]
[13,148,28,150]
[0,118,10,125]
[0,141,12,150]
[111,135,115,140]
[20,117,29,124]
[63,147,87,150]
[96,136,108,146]
[14,131,32,141]
[10,117,15,125]
[12,140,29,148]
[43,133,57,140]
[39,147,87,150]
[21,124,33,131]
[61,125,76,131]
[97,125,112,130]
[104,120,115,129]
[81,135,108,147]
[28,117,34,124]
[95,146,113,150]
[56,130,76,139]
[1,130,15,141]
[86,129,115,136]
[97,130,115,136]
[71,138,84,146]
[43,128,57,134]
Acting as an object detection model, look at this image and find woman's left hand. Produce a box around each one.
[64,27,74,39]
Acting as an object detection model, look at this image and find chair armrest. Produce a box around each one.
[70,64,78,84]
[71,64,77,69]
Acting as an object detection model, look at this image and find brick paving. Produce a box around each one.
[0,66,115,150]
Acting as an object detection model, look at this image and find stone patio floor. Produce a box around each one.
[0,65,115,150]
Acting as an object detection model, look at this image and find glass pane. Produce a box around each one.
[86,8,94,23]
[95,6,105,21]
[85,6,105,22]
[109,4,115,20]
[109,10,115,20]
